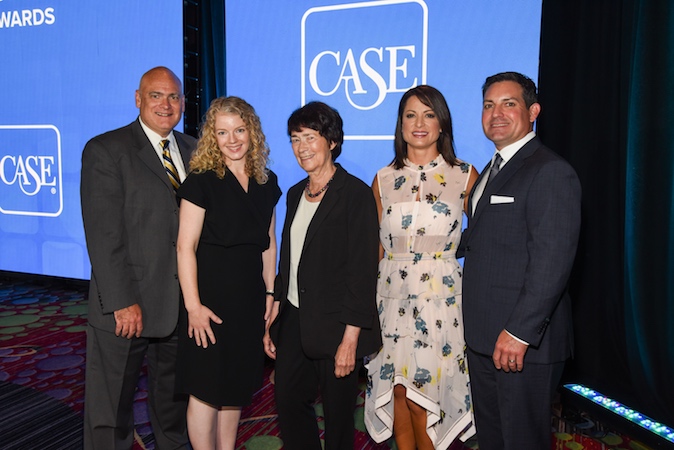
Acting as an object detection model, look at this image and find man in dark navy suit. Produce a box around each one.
[458,72,581,450]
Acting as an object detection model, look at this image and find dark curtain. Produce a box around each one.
[623,0,674,427]
[538,0,674,427]
[200,0,227,116]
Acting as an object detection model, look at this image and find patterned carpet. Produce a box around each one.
[0,277,475,450]
[0,279,87,449]
[1,277,651,450]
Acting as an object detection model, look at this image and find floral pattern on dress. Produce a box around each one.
[365,155,474,448]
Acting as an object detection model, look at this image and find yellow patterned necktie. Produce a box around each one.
[160,139,181,192]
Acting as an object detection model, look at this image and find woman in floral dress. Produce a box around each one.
[365,85,478,450]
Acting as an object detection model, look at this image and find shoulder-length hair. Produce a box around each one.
[190,96,270,184]
[391,85,458,169]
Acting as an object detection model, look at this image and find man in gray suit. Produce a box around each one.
[458,72,581,450]
[81,66,196,449]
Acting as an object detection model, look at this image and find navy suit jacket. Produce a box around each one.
[458,136,581,364]
[271,164,382,360]
[81,119,196,337]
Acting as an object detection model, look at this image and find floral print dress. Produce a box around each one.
[365,155,475,448]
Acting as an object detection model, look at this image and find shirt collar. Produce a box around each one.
[495,131,536,164]
[138,116,175,149]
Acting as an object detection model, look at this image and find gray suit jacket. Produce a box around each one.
[81,119,196,337]
[457,137,581,364]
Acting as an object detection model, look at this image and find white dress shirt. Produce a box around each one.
[471,131,536,215]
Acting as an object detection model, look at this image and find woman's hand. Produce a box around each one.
[263,330,276,360]
[187,304,222,348]
[334,325,360,378]
[263,301,280,359]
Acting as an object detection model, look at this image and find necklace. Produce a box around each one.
[305,176,333,198]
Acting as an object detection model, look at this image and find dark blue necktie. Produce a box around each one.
[486,153,503,186]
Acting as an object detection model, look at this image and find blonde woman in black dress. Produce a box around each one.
[175,97,281,449]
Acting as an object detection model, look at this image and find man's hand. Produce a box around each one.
[493,329,528,372]
[114,304,143,339]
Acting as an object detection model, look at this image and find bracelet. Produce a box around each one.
[265,290,274,296]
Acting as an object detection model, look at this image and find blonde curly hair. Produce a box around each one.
[189,96,270,184]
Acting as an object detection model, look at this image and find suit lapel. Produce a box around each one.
[303,164,345,250]
[132,120,175,193]
[283,181,304,246]
[469,161,491,218]
[286,182,304,224]
[472,137,542,222]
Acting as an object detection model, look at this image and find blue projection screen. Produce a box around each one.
[0,1,541,281]
[0,1,183,279]
[225,0,542,240]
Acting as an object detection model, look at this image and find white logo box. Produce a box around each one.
[301,0,428,141]
[0,124,63,217]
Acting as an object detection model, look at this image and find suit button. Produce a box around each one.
[174,274,178,279]
[300,288,306,294]
[466,246,471,251]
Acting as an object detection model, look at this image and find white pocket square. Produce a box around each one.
[490,195,515,204]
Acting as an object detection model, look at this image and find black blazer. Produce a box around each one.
[81,118,196,337]
[458,137,581,364]
[271,164,382,359]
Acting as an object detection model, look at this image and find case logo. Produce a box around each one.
[0,125,63,217]
[301,0,428,140]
